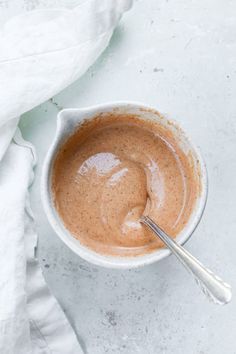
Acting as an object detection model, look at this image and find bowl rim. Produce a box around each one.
[41,101,208,269]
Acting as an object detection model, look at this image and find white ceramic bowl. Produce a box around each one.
[41,102,208,269]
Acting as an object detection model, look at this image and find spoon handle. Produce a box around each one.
[142,216,232,305]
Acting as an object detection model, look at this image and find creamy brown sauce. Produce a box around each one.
[52,114,199,256]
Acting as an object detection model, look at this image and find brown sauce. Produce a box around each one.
[52,114,199,256]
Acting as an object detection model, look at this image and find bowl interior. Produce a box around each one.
[41,102,207,268]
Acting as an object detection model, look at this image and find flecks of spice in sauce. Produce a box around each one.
[52,114,199,257]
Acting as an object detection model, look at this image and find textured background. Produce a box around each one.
[2,0,236,353]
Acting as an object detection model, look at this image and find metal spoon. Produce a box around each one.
[141,216,232,305]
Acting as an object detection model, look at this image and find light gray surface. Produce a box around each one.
[18,1,236,353]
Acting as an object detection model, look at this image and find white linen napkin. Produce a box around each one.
[0,1,132,353]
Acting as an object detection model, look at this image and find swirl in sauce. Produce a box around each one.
[52,114,199,256]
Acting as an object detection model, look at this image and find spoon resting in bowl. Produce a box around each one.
[141,216,232,305]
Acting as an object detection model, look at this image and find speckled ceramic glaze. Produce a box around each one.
[41,102,208,268]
